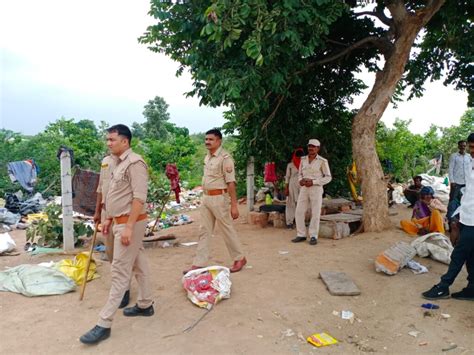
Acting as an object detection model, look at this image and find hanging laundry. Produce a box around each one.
[166,163,181,204]
[72,169,99,216]
[7,160,39,192]
[264,162,277,183]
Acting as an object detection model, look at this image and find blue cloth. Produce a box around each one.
[7,161,38,192]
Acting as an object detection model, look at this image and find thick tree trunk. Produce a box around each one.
[352,1,444,232]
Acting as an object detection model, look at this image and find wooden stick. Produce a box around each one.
[79,223,99,301]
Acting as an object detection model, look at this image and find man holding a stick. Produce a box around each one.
[80,124,154,345]
[93,154,130,309]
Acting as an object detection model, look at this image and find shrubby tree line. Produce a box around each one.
[0,95,471,202]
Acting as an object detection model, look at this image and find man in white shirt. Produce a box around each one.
[448,140,469,202]
[292,139,332,245]
[422,133,474,301]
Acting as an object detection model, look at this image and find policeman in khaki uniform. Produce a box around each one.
[184,128,247,274]
[292,139,332,245]
[81,124,153,345]
[93,154,130,309]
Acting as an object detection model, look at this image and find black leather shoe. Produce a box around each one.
[79,325,111,345]
[291,236,306,243]
[309,236,318,245]
[119,290,130,309]
[123,304,154,317]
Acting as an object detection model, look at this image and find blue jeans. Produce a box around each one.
[440,224,474,289]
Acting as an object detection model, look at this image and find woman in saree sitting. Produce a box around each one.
[400,186,447,236]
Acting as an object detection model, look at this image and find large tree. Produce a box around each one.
[140,0,472,231]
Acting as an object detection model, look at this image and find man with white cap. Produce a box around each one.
[292,139,332,245]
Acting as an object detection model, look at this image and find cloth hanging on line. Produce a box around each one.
[264,162,277,183]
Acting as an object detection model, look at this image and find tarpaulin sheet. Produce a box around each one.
[72,168,99,216]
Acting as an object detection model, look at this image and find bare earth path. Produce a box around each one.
[1,205,473,354]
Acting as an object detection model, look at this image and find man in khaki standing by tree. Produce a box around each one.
[80,124,153,345]
[184,128,247,274]
[292,139,332,246]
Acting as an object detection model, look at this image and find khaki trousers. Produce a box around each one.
[285,180,301,225]
[98,220,153,328]
[193,194,244,266]
[295,185,323,238]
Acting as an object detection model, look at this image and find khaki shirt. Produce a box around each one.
[97,155,117,206]
[202,147,236,190]
[105,148,148,217]
[298,155,332,186]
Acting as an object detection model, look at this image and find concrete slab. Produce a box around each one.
[319,271,361,296]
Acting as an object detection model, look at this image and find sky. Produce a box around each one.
[0,1,469,136]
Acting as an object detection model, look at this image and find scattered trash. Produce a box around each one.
[281,328,295,337]
[408,331,421,338]
[419,341,428,346]
[257,335,263,339]
[94,244,106,252]
[307,332,338,347]
[182,266,231,309]
[278,251,289,255]
[407,260,429,274]
[341,310,355,323]
[421,303,439,310]
[441,313,451,319]
[180,242,198,247]
[332,310,340,317]
[0,233,16,254]
[38,261,55,268]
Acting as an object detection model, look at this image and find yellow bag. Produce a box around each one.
[56,252,100,285]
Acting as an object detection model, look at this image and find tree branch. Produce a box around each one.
[355,10,392,27]
[297,36,390,75]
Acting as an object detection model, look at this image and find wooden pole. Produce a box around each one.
[246,157,255,212]
[59,149,74,251]
[79,223,99,301]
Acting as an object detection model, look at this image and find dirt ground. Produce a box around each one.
[0,204,473,354]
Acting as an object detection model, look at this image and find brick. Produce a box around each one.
[375,242,416,275]
[248,211,269,228]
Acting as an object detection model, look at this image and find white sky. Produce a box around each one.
[0,0,469,135]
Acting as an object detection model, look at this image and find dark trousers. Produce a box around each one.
[449,183,465,203]
[404,190,419,206]
[440,224,474,289]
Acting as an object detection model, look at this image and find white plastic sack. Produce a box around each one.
[0,233,16,254]
[0,264,76,297]
[410,232,453,265]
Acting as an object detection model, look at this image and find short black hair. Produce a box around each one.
[107,124,132,144]
[205,128,222,139]
[467,133,474,143]
[413,175,422,181]
[458,140,466,145]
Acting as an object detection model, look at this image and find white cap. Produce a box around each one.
[307,139,320,147]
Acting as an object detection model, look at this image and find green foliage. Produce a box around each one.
[0,118,106,196]
[142,96,171,140]
[26,204,93,248]
[139,0,472,203]
[376,108,474,183]
[404,1,474,106]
